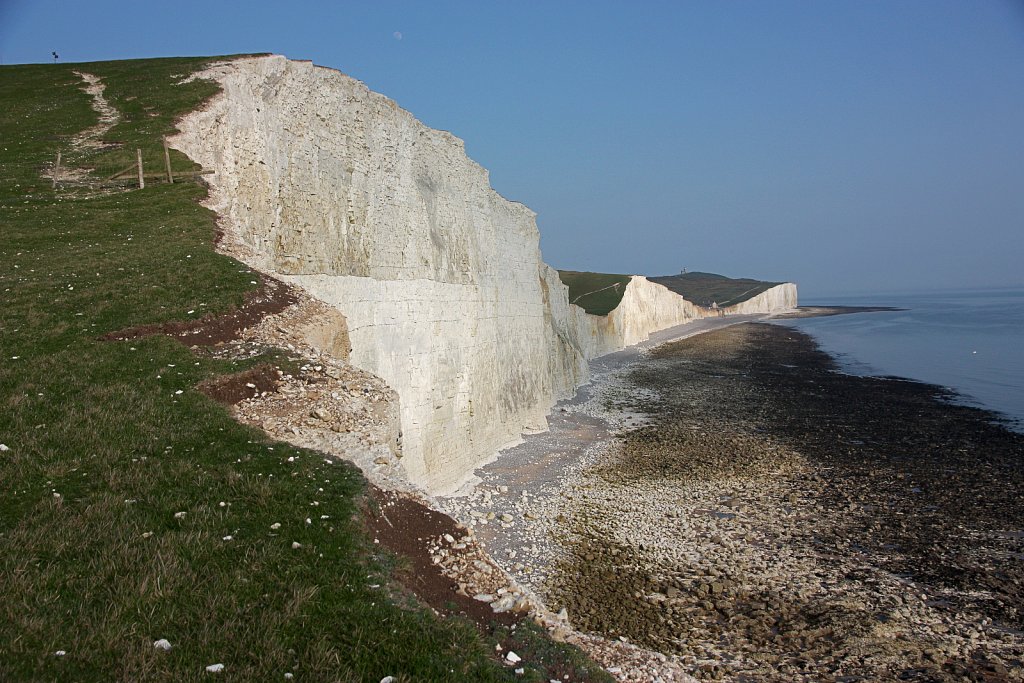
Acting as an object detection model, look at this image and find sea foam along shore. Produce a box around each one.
[441,318,1024,682]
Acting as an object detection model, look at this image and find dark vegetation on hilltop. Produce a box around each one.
[0,57,608,682]
[649,272,782,308]
[556,270,632,316]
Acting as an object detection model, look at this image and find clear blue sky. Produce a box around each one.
[3,1,1022,297]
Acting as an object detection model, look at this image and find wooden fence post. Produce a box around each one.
[53,150,62,189]
[136,148,144,189]
[163,138,173,184]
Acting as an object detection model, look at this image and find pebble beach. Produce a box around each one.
[442,319,1024,682]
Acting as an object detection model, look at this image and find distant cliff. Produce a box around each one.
[173,55,796,493]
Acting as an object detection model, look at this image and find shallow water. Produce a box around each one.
[778,287,1024,430]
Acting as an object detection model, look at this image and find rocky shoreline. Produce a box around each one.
[444,321,1024,681]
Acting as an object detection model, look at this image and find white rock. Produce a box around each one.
[153,638,172,651]
[55,650,66,657]
[174,511,187,519]
[0,444,10,452]
[206,663,225,673]
[172,55,798,495]
[291,541,302,549]
[270,522,281,530]
[380,677,395,683]
[491,595,517,613]
[505,650,522,664]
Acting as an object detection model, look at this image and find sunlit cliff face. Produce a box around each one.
[173,55,795,494]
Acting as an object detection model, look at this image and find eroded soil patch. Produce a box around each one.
[102,274,297,347]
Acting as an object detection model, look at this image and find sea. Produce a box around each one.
[776,287,1024,432]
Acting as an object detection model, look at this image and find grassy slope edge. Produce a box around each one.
[649,272,783,309]
[556,271,632,316]
[0,58,608,682]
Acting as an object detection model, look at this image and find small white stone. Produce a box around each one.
[505,650,521,664]
[55,650,66,657]
[206,663,225,673]
[305,518,311,525]
[291,541,302,549]
[222,535,233,541]
[0,444,10,452]
[380,677,395,683]
[153,638,172,651]
[174,390,183,395]
[174,511,187,519]
[284,674,293,680]
[270,522,281,530]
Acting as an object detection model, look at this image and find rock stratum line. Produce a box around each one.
[172,54,796,494]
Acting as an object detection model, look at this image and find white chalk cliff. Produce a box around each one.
[173,55,796,494]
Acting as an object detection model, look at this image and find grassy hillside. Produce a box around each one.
[0,58,608,682]
[649,271,782,308]
[556,270,632,316]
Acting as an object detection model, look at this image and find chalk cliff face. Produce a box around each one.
[723,283,798,315]
[173,55,795,494]
[174,55,589,493]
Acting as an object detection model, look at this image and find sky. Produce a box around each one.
[2,1,1022,297]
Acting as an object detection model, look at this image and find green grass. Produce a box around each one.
[0,57,606,682]
[556,270,632,316]
[649,271,782,308]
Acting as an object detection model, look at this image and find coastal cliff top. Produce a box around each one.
[650,271,784,308]
[556,270,632,316]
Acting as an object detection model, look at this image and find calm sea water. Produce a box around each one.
[776,288,1024,431]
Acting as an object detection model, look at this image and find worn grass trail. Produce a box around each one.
[0,58,602,682]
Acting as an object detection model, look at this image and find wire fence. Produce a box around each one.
[1,137,210,197]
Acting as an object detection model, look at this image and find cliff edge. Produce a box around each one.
[172,55,796,494]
